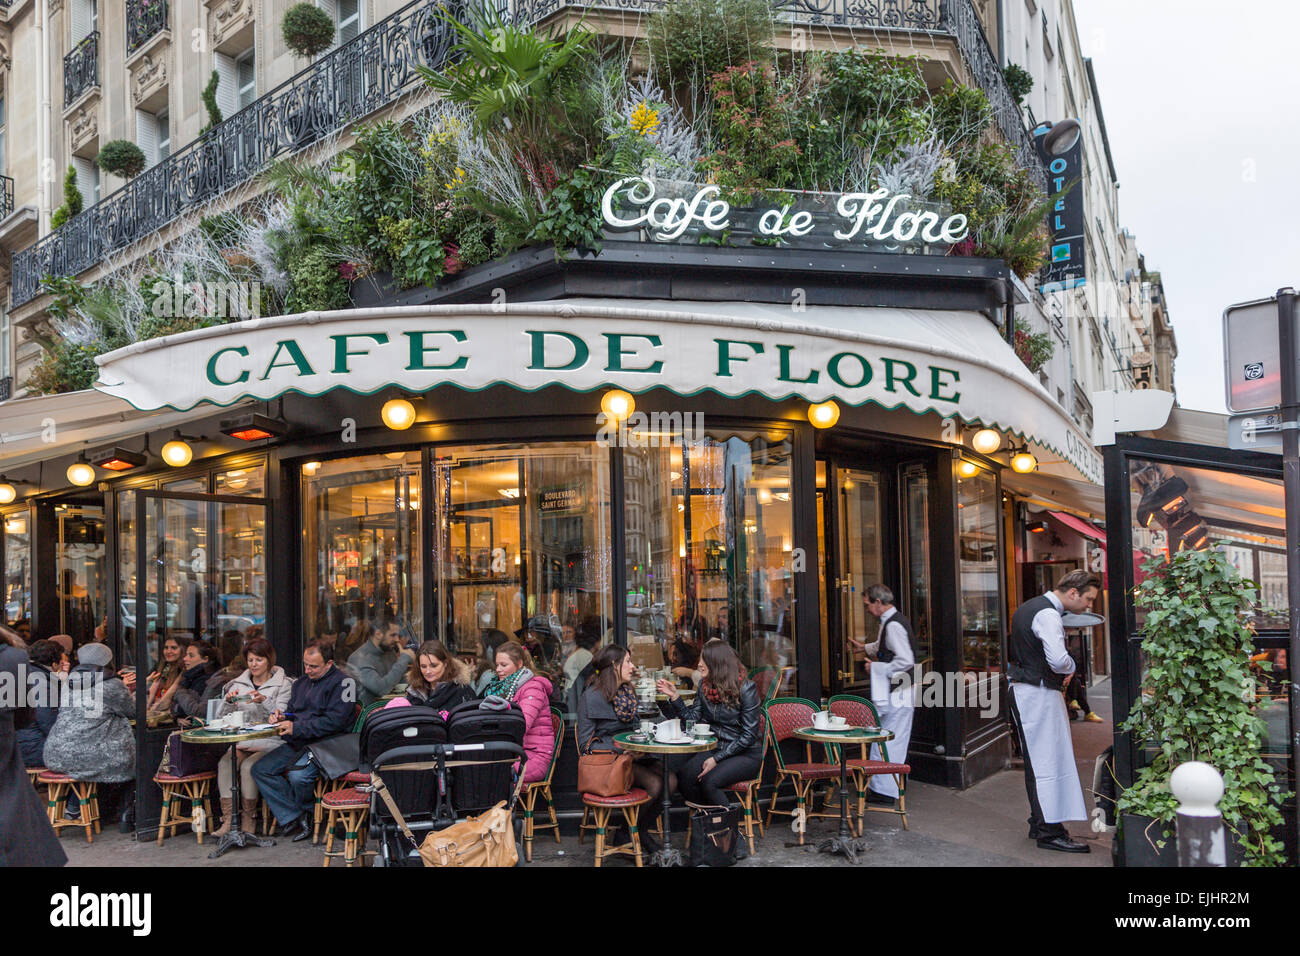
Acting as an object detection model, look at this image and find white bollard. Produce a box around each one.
[1170,761,1227,867]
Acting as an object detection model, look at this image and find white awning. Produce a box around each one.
[91,300,1102,483]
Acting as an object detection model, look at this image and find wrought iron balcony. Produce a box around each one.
[0,176,13,220]
[127,0,169,55]
[64,31,100,108]
[15,0,1042,308]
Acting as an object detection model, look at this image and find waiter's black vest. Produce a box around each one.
[877,611,917,678]
[1008,594,1065,689]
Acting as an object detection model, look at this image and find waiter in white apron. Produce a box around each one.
[1007,569,1099,853]
[849,584,915,804]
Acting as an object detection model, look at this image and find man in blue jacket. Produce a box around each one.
[251,640,356,842]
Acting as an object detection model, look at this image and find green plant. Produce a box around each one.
[698,62,803,200]
[51,165,84,228]
[96,139,147,179]
[527,165,604,254]
[646,0,775,99]
[1117,549,1288,866]
[201,70,222,133]
[282,2,336,58]
[1003,63,1033,107]
[285,247,350,313]
[1013,319,1054,372]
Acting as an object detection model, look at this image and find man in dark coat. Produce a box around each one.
[0,641,67,865]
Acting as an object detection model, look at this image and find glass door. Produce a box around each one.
[830,468,882,696]
[56,504,106,648]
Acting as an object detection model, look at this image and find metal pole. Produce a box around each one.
[1276,286,1300,862]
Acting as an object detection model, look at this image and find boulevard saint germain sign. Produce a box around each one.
[599,175,970,251]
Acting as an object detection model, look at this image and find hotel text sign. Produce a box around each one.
[600,177,970,250]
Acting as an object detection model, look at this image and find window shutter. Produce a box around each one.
[70,0,92,43]
[338,0,361,44]
[71,156,93,203]
[214,53,238,122]
[136,109,157,169]
[317,0,339,37]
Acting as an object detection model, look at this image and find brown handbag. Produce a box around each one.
[577,740,634,797]
[418,801,519,868]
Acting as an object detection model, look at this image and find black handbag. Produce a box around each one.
[688,805,742,867]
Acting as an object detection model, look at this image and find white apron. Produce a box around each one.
[1010,682,1087,822]
[867,664,914,798]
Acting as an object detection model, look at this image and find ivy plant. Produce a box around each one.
[1117,549,1288,866]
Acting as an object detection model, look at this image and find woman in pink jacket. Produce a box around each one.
[482,641,554,784]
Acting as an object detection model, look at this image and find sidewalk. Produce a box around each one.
[61,684,1113,867]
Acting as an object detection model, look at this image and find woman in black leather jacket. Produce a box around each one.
[656,639,763,806]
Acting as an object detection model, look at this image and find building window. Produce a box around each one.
[337,0,361,44]
[958,464,1001,672]
[157,109,170,161]
[72,155,99,205]
[236,48,256,109]
[0,94,7,174]
[3,511,31,628]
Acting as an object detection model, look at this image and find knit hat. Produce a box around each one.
[49,634,73,655]
[77,642,113,667]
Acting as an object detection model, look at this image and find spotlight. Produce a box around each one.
[161,440,192,467]
[971,428,1002,455]
[808,400,840,429]
[1041,118,1082,156]
[381,399,416,431]
[89,446,147,471]
[67,461,96,487]
[220,412,288,442]
[600,390,635,422]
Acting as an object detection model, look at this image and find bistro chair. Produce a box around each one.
[683,749,766,856]
[39,771,101,844]
[761,697,840,845]
[154,770,218,845]
[749,666,780,702]
[518,706,564,862]
[27,766,46,789]
[828,694,910,832]
[321,786,372,867]
[313,700,379,843]
[582,788,651,868]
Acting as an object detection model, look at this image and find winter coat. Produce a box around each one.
[172,662,219,719]
[218,666,293,752]
[16,661,60,768]
[281,663,356,751]
[513,675,555,784]
[347,641,412,706]
[43,665,136,783]
[577,685,634,753]
[662,679,763,763]
[405,658,474,714]
[0,646,66,866]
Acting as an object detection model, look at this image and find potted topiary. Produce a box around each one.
[1116,548,1288,866]
[96,140,148,179]
[282,3,336,58]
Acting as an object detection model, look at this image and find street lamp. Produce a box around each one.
[1040,118,1082,156]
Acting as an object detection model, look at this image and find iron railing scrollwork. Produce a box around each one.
[127,0,169,55]
[0,176,13,221]
[63,31,100,109]
[14,1,457,306]
[939,0,1045,189]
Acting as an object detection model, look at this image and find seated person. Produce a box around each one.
[655,639,763,807]
[17,639,63,768]
[346,618,415,706]
[42,643,136,825]
[667,638,701,688]
[481,641,554,784]
[562,629,600,711]
[472,629,510,696]
[251,640,356,842]
[172,639,221,720]
[578,645,665,817]
[404,640,475,714]
[145,634,186,725]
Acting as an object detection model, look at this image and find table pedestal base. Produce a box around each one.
[649,845,685,867]
[814,833,869,863]
[208,828,276,859]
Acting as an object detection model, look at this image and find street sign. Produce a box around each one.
[1228,410,1284,452]
[1223,298,1285,412]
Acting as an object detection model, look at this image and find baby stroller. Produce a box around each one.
[360,701,527,867]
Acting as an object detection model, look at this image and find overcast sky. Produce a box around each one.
[1071,1,1300,413]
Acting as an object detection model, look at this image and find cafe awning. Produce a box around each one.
[92,300,1103,484]
[1050,511,1105,543]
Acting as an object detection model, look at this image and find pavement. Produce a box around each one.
[59,680,1115,868]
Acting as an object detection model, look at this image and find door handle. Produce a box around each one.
[837,669,853,681]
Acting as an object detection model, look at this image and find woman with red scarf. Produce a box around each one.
[656,639,763,807]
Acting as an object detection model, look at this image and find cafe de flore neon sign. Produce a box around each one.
[599,176,970,249]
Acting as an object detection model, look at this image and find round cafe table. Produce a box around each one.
[180,726,280,860]
[793,725,892,864]
[613,730,716,867]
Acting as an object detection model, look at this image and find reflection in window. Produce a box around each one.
[433,442,612,712]
[958,467,1000,671]
[117,490,136,667]
[216,465,265,497]
[625,432,795,693]
[56,505,106,650]
[903,468,933,665]
[3,512,30,627]
[303,453,422,662]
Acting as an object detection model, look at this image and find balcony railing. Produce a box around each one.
[0,176,13,220]
[15,0,1042,307]
[127,0,169,55]
[64,31,100,108]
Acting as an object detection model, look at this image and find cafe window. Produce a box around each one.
[55,503,106,649]
[432,441,613,709]
[902,466,933,666]
[3,511,31,627]
[625,431,795,683]
[116,490,137,666]
[303,452,423,662]
[216,465,265,497]
[957,464,1001,671]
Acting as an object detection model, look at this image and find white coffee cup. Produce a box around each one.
[813,711,831,729]
[829,714,847,728]
[693,723,711,737]
[639,720,654,736]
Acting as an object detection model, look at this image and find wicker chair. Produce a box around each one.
[828,694,910,831]
[762,697,840,844]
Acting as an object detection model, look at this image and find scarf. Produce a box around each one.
[483,666,533,702]
[612,682,638,723]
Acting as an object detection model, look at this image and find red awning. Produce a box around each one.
[1049,511,1106,543]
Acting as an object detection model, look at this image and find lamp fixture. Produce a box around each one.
[600,389,635,422]
[381,398,416,431]
[160,429,201,468]
[0,476,18,505]
[67,459,96,487]
[1136,477,1189,528]
[970,427,1002,455]
[220,412,288,442]
[956,460,980,479]
[302,461,322,476]
[808,400,840,429]
[89,445,147,472]
[1040,118,1083,157]
[1009,447,1038,473]
[1027,520,1050,534]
